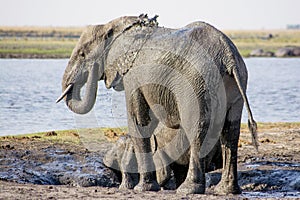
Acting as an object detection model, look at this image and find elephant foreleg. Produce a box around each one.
[119,138,137,190]
[126,89,160,191]
[131,136,160,191]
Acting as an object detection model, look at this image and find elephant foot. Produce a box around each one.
[134,181,160,191]
[119,180,135,190]
[176,181,205,194]
[214,181,241,194]
[119,173,136,190]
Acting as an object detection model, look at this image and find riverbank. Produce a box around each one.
[1,122,300,199]
[0,26,81,59]
[1,26,300,58]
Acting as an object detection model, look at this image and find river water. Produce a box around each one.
[0,58,299,136]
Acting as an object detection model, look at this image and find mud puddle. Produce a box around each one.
[0,139,119,187]
[0,128,299,199]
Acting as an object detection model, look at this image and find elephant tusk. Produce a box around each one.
[56,84,73,103]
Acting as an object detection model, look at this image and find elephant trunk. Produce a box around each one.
[58,63,99,114]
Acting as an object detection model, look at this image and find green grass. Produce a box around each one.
[1,122,299,144]
[240,122,300,132]
[0,129,81,144]
[0,127,127,144]
[0,38,77,58]
[0,26,81,58]
[224,30,300,57]
[0,27,300,58]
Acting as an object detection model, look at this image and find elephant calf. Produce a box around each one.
[103,123,222,189]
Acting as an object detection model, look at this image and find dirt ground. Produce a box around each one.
[0,124,299,199]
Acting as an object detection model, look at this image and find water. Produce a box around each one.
[0,58,299,136]
[243,58,300,122]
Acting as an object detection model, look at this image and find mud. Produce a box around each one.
[0,138,118,187]
[0,127,299,199]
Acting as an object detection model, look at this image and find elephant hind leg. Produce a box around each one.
[215,101,243,194]
[176,120,209,194]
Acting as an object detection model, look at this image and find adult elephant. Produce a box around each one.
[57,15,258,194]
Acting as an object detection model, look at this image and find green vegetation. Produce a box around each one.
[0,38,77,58]
[0,27,300,58]
[0,127,127,144]
[0,26,82,58]
[224,30,300,57]
[0,130,81,144]
[1,122,299,144]
[240,122,300,132]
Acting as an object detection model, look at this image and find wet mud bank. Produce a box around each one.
[0,139,118,187]
[0,126,300,199]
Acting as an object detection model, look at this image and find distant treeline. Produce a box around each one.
[287,24,300,30]
[0,31,80,39]
[0,27,82,39]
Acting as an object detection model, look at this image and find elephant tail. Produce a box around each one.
[218,28,258,150]
[232,67,259,151]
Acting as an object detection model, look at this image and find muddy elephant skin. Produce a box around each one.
[58,14,258,194]
[103,123,222,189]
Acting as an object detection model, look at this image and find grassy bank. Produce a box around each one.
[224,30,300,57]
[1,26,300,58]
[1,122,299,144]
[0,39,76,58]
[0,27,82,58]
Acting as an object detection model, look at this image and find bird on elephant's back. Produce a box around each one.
[57,14,258,195]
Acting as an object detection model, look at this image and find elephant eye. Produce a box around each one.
[79,51,85,58]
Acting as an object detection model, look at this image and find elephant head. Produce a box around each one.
[56,16,146,114]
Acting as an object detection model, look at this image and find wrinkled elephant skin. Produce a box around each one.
[58,15,258,194]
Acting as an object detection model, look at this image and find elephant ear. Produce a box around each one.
[104,50,135,91]
[104,68,122,89]
[104,64,129,91]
